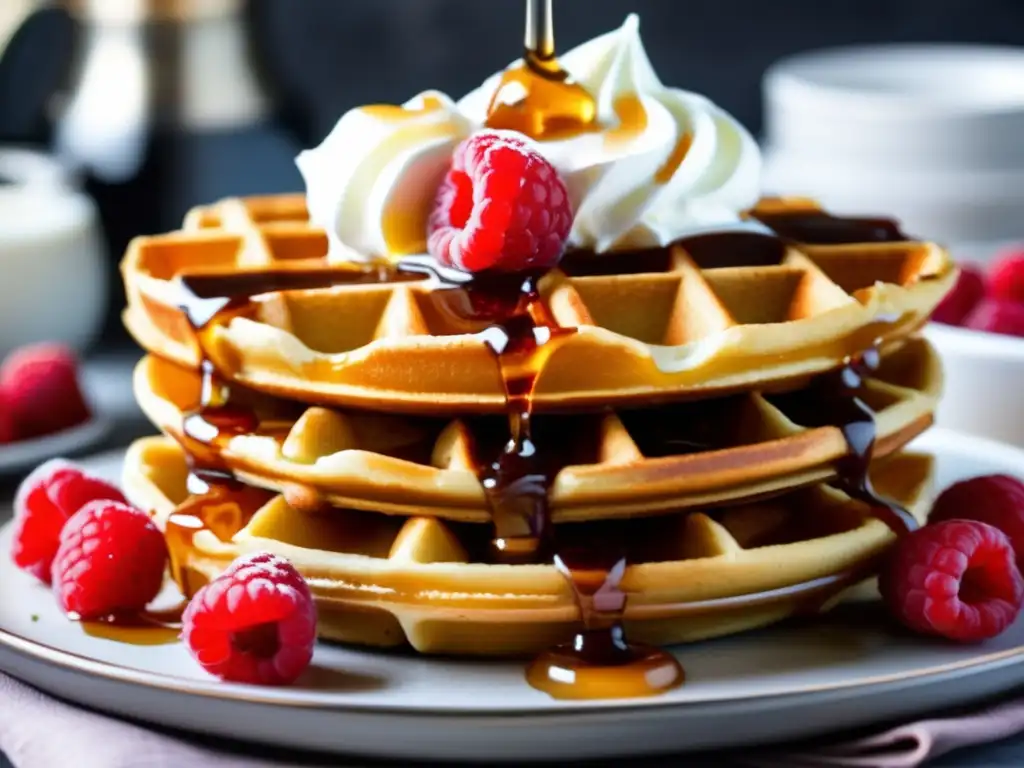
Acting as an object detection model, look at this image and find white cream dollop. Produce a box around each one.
[296,91,472,262]
[297,14,761,260]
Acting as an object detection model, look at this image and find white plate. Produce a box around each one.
[2,428,1024,761]
[0,415,111,477]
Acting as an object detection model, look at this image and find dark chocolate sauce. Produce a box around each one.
[560,208,908,276]
[176,261,417,328]
[752,210,909,245]
[767,348,918,536]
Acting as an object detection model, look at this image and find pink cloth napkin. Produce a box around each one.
[1,668,1022,768]
[743,697,1024,768]
[0,672,316,768]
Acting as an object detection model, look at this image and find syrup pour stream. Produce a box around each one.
[769,347,918,537]
[423,269,685,698]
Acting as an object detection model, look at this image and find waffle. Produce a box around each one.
[132,337,940,521]
[122,435,934,655]
[121,194,956,413]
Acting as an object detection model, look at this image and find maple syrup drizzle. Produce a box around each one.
[80,602,186,646]
[161,269,389,599]
[416,263,684,698]
[476,286,569,561]
[478,2,680,698]
[484,0,597,140]
[130,200,918,663]
[768,347,918,536]
[151,256,468,606]
[526,547,684,699]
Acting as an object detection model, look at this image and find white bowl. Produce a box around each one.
[0,148,108,358]
[761,44,1024,248]
[763,44,1024,169]
[925,321,1024,447]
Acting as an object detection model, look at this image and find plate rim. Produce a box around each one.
[0,415,112,473]
[2,611,1024,718]
[2,426,1024,718]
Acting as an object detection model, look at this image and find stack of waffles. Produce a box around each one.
[119,193,955,657]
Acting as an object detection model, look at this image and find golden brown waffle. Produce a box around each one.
[121,194,956,413]
[133,338,940,520]
[122,435,934,655]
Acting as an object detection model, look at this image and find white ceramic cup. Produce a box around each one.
[763,44,1024,169]
[0,148,108,359]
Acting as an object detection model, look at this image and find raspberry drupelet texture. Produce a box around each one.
[880,519,1024,643]
[0,343,91,440]
[989,251,1024,305]
[931,264,985,326]
[181,552,317,686]
[428,130,573,273]
[963,299,1024,337]
[0,388,14,444]
[51,500,168,619]
[11,459,127,584]
[929,474,1024,569]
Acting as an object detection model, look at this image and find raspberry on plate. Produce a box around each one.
[930,474,1024,569]
[11,459,127,584]
[51,500,168,620]
[0,343,92,440]
[0,387,13,444]
[428,130,573,273]
[182,552,317,686]
[931,264,985,326]
[880,519,1024,642]
[963,299,1024,337]
[989,250,1024,305]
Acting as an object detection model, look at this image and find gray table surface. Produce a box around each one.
[2,353,1024,767]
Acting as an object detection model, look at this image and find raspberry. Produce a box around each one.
[181,552,317,686]
[963,299,1024,337]
[929,475,1024,570]
[989,250,1024,304]
[932,264,985,326]
[428,130,573,273]
[51,500,168,620]
[0,343,91,439]
[0,387,13,444]
[10,459,127,584]
[879,520,1024,642]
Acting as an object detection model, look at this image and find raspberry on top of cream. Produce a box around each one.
[296,13,761,262]
[296,91,472,263]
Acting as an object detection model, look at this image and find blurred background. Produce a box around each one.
[1,0,1023,360]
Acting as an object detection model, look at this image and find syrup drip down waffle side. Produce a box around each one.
[121,195,956,412]
[122,436,934,656]
[132,337,941,520]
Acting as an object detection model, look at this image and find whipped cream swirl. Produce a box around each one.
[297,14,761,261]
